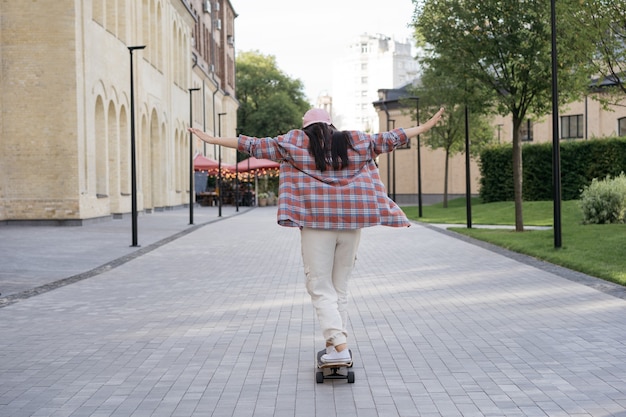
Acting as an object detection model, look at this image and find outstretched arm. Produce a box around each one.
[188,128,239,149]
[402,107,445,138]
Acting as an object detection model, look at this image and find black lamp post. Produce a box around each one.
[235,127,240,212]
[128,45,145,247]
[411,97,423,217]
[217,112,226,217]
[551,0,563,248]
[464,105,472,229]
[390,119,396,201]
[248,157,251,206]
[188,87,201,225]
[235,149,239,212]
[386,117,392,199]
[380,98,393,200]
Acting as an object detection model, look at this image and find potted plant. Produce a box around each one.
[267,191,277,205]
[258,192,269,207]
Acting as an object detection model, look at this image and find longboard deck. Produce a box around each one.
[316,349,355,383]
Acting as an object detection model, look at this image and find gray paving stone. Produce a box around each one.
[1,207,625,416]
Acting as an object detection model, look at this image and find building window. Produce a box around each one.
[360,43,368,53]
[561,115,584,139]
[519,119,533,142]
[619,117,626,137]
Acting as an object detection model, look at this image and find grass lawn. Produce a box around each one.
[402,198,626,286]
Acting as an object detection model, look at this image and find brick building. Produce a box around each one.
[374,79,626,205]
[0,0,238,223]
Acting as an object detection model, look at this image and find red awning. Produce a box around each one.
[194,155,236,173]
[236,157,280,172]
[194,155,219,171]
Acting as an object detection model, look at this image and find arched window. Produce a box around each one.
[119,105,130,195]
[95,98,108,197]
[105,101,117,198]
[93,97,106,195]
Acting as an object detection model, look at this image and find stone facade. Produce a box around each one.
[0,0,238,223]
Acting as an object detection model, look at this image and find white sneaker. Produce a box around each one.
[321,348,351,363]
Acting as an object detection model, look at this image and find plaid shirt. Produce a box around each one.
[238,128,411,229]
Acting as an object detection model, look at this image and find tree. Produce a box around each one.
[413,0,592,231]
[236,50,310,138]
[566,0,626,95]
[409,69,495,208]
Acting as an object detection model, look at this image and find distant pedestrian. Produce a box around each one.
[189,107,444,363]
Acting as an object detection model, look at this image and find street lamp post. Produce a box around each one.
[386,117,392,200]
[128,45,145,247]
[390,119,396,201]
[235,127,240,212]
[235,148,239,212]
[381,101,392,200]
[464,105,472,229]
[188,87,201,225]
[412,97,423,217]
[551,0,563,248]
[217,112,226,217]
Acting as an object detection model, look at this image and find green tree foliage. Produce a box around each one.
[236,51,310,138]
[408,70,495,207]
[412,0,593,231]
[565,0,626,95]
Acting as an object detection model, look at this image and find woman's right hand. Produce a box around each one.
[188,128,216,144]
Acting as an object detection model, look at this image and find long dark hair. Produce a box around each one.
[303,123,354,172]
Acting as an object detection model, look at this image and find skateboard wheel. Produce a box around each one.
[347,371,355,383]
[316,371,324,383]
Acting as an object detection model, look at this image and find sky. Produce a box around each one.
[233,0,417,103]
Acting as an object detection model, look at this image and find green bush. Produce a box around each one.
[479,146,514,202]
[479,138,626,202]
[579,173,626,224]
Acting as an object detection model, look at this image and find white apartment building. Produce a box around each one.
[330,33,418,132]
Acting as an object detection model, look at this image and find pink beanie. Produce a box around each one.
[302,108,332,128]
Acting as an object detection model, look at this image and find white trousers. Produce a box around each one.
[300,228,361,347]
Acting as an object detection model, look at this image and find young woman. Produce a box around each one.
[189,107,444,363]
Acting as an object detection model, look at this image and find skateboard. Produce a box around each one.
[315,349,355,383]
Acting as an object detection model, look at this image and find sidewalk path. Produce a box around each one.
[0,205,247,303]
[1,207,625,417]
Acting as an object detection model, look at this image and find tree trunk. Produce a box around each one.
[512,117,524,232]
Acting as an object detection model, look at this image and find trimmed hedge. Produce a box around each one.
[479,138,626,202]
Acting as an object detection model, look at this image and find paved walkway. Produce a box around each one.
[0,205,248,301]
[1,206,625,417]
